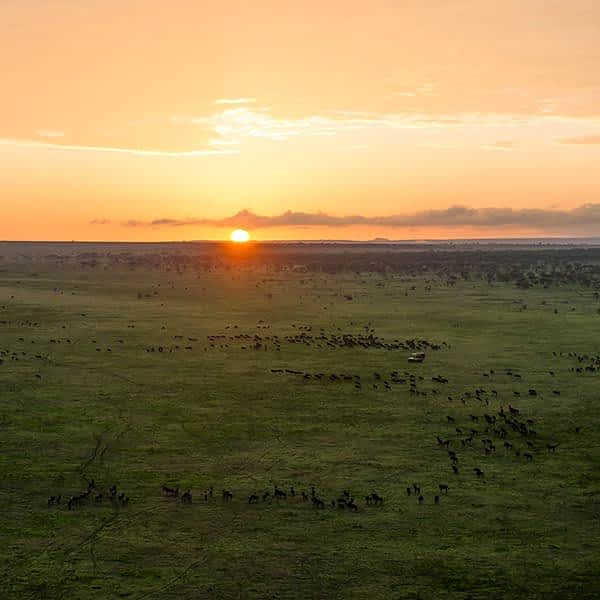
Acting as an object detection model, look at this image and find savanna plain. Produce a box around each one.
[1,242,599,599]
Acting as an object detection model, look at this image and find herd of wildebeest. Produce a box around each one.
[32,321,586,517]
[1,243,596,525]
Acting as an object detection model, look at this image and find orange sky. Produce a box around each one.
[2,0,600,240]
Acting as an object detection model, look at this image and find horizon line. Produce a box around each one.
[3,236,600,245]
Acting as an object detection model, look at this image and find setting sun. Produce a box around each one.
[230,229,250,243]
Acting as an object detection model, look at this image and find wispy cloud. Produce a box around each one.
[180,107,540,148]
[0,138,238,157]
[112,204,600,232]
[90,218,111,225]
[36,130,65,138]
[557,134,600,145]
[214,98,257,105]
[480,140,516,151]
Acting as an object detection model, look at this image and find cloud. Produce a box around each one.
[119,204,600,232]
[0,138,239,157]
[481,140,516,151]
[181,106,600,149]
[90,218,111,225]
[557,134,600,145]
[214,98,257,105]
[183,107,497,147]
[36,130,65,138]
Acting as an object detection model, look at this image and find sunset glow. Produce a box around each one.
[2,1,600,240]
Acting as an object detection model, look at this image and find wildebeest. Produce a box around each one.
[439,484,449,494]
[311,496,325,509]
[368,492,384,506]
[162,485,179,497]
[181,490,192,503]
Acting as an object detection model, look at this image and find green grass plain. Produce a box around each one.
[1,249,599,599]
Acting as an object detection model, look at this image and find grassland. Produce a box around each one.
[1,243,599,599]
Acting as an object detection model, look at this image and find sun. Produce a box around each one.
[230,229,250,243]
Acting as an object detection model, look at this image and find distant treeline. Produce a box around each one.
[3,242,600,288]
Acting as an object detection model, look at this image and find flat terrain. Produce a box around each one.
[1,243,599,599]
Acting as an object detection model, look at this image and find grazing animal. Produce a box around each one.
[452,465,459,475]
[248,494,259,504]
[162,485,179,497]
[181,490,192,504]
[418,495,424,505]
[311,496,325,509]
[347,500,358,512]
[439,484,449,494]
[474,468,484,478]
[546,443,559,453]
[434,495,440,504]
[222,490,233,501]
[47,495,61,506]
[370,492,384,505]
[524,452,533,461]
[67,495,85,510]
